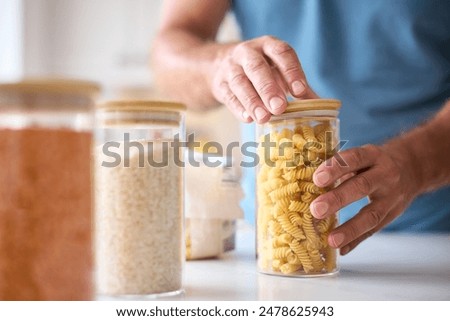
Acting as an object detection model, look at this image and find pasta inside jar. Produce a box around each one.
[256,99,341,277]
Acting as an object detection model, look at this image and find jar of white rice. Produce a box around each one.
[95,100,185,298]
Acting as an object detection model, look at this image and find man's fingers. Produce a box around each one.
[219,36,318,123]
[339,230,374,256]
[234,43,287,115]
[261,36,308,98]
[339,205,402,255]
[215,81,253,123]
[327,200,394,249]
[226,64,271,123]
[310,168,383,218]
[339,172,355,185]
[313,144,382,187]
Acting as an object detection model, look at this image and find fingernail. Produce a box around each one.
[311,201,328,218]
[331,233,345,248]
[314,171,330,186]
[254,107,267,122]
[242,110,250,120]
[269,97,285,114]
[292,80,306,96]
[341,245,350,255]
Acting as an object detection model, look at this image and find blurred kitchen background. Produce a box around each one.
[1,0,239,95]
[0,0,241,127]
[0,0,249,221]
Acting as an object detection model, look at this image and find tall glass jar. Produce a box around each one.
[0,79,100,300]
[95,100,186,298]
[256,99,341,277]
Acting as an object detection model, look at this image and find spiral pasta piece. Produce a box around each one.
[295,166,317,181]
[288,200,309,213]
[287,253,302,265]
[262,178,284,193]
[302,210,322,249]
[271,246,293,259]
[317,216,335,234]
[315,123,332,143]
[272,233,293,247]
[278,138,295,160]
[314,123,328,135]
[302,125,317,142]
[288,211,303,226]
[309,248,325,271]
[268,220,284,236]
[289,240,314,273]
[269,182,301,202]
[299,192,311,203]
[280,263,303,274]
[298,181,322,194]
[324,246,337,272]
[277,213,306,240]
[278,128,293,140]
[272,259,285,271]
[292,133,307,149]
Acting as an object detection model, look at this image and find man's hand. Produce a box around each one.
[210,36,317,123]
[153,0,317,119]
[310,143,421,255]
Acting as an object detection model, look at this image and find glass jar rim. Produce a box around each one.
[285,99,341,113]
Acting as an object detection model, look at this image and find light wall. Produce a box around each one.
[13,0,240,97]
[20,0,165,93]
[0,0,23,80]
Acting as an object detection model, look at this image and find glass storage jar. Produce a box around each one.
[256,99,341,277]
[0,79,100,300]
[95,100,186,298]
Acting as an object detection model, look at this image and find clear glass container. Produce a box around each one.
[0,79,99,300]
[256,99,341,277]
[95,100,186,299]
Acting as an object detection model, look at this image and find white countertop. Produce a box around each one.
[181,223,450,300]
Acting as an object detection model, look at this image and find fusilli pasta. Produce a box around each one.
[257,123,338,276]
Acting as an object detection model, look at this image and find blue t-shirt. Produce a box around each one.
[233,0,450,231]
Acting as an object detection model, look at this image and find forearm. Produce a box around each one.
[152,29,236,110]
[386,100,450,195]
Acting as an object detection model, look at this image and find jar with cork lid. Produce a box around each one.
[95,100,186,298]
[0,79,100,300]
[256,99,341,277]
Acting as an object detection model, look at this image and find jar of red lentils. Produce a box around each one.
[0,79,99,300]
